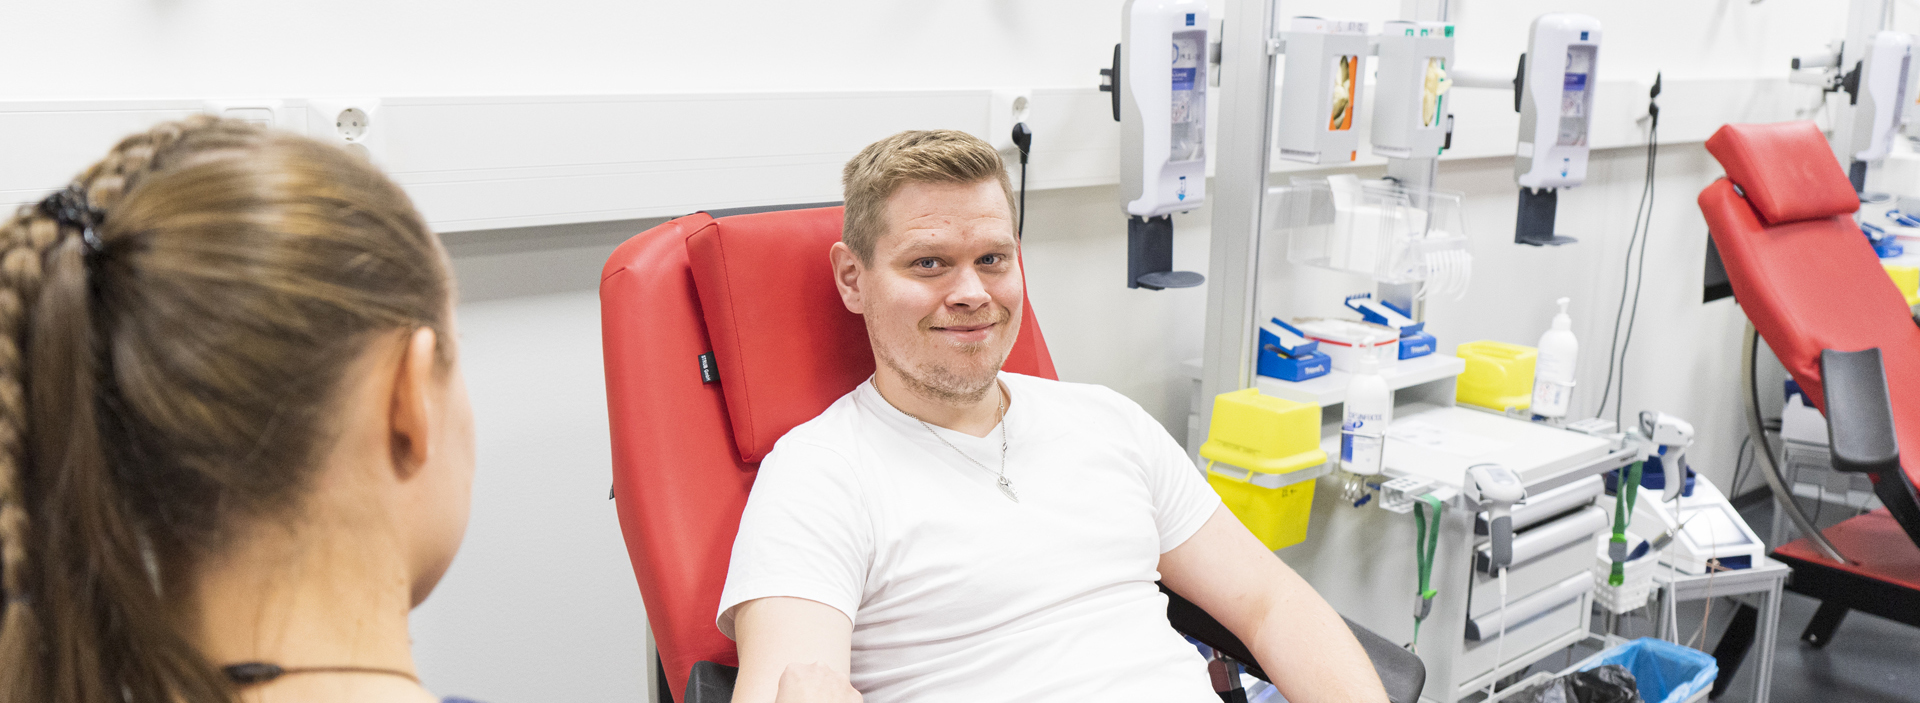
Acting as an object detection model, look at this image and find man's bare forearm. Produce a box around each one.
[1244,566,1387,703]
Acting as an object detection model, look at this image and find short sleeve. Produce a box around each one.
[716,439,872,639]
[1116,392,1223,554]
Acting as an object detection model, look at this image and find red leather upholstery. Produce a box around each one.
[1698,122,1920,550]
[1704,121,1860,226]
[601,207,1056,702]
[686,208,873,463]
[1775,510,1920,592]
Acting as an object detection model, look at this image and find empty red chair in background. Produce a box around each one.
[1698,121,1920,658]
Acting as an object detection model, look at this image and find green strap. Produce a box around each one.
[1411,494,1444,651]
[1608,461,1644,586]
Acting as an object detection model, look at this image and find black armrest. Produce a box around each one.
[1161,583,1426,703]
[684,660,738,703]
[1820,348,1902,474]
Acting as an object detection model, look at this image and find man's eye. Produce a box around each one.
[978,254,1002,266]
[913,258,940,269]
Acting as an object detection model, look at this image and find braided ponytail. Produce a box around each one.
[0,115,452,703]
[0,210,60,703]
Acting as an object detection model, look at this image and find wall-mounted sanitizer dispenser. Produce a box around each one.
[1278,18,1370,164]
[1839,31,1914,192]
[1116,0,1208,290]
[1513,13,1601,246]
[1372,21,1455,160]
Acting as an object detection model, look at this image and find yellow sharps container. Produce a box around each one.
[1454,340,1537,412]
[1198,388,1327,551]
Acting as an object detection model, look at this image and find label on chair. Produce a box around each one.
[698,352,720,384]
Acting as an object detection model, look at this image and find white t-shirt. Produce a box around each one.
[717,372,1223,703]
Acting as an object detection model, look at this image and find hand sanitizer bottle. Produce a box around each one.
[1532,297,1578,418]
[1342,344,1392,484]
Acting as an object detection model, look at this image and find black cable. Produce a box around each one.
[1596,140,1655,420]
[1598,124,1659,423]
[1018,159,1028,238]
[1613,125,1658,428]
[1011,122,1033,239]
[1598,75,1662,425]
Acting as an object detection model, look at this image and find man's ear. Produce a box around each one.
[829,241,866,315]
[388,327,440,481]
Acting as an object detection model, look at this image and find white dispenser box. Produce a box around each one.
[1278,17,1370,164]
[1371,21,1455,159]
[1120,0,1210,218]
[1515,14,1602,190]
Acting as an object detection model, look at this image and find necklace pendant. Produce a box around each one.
[997,476,1020,503]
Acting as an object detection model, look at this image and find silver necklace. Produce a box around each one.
[911,387,1016,503]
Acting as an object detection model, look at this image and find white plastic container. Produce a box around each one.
[1530,297,1578,418]
[1591,537,1656,613]
[1294,317,1399,372]
[1340,348,1392,476]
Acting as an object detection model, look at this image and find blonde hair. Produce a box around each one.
[840,130,1016,263]
[0,116,453,703]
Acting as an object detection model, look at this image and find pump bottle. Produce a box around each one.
[1531,297,1578,418]
[1341,345,1392,476]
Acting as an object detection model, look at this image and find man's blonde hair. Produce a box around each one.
[841,130,1017,264]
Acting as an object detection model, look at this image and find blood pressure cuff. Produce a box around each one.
[685,206,1056,463]
[1703,121,1858,225]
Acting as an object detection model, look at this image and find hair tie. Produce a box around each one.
[37,185,106,255]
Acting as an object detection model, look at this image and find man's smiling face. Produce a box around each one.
[833,178,1023,405]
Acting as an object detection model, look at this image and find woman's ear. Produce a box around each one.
[388,327,440,480]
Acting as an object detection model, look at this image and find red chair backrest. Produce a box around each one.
[599,206,1056,702]
[1698,121,1920,542]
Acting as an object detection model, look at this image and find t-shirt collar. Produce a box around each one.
[856,372,1018,446]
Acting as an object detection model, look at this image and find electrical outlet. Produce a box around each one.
[202,100,291,130]
[306,98,385,165]
[988,89,1034,155]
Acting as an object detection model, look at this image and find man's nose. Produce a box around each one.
[946,265,992,309]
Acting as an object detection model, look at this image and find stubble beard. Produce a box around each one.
[870,323,1009,407]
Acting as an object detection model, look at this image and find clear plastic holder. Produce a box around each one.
[1265,176,1472,299]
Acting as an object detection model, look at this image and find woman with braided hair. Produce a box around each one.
[0,115,477,703]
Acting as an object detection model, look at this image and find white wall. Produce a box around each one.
[4,0,1911,701]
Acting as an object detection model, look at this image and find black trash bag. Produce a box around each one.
[1568,664,1642,703]
[1499,665,1642,703]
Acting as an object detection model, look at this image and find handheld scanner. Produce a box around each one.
[1639,411,1695,502]
[1468,464,1527,570]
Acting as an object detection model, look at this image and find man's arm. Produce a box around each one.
[730,596,856,703]
[1159,506,1387,703]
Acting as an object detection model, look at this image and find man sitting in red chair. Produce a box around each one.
[717,130,1384,703]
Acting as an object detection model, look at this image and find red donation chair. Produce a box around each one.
[1697,122,1920,656]
[600,204,1424,703]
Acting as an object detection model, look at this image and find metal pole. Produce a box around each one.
[1742,323,1846,563]
[1198,0,1280,430]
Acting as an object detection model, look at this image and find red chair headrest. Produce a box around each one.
[1704,121,1859,225]
[686,207,876,463]
[685,206,1057,463]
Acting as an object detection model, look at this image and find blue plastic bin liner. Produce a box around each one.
[1580,638,1718,703]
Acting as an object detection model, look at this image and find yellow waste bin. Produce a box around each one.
[1455,340,1537,412]
[1198,388,1327,551]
